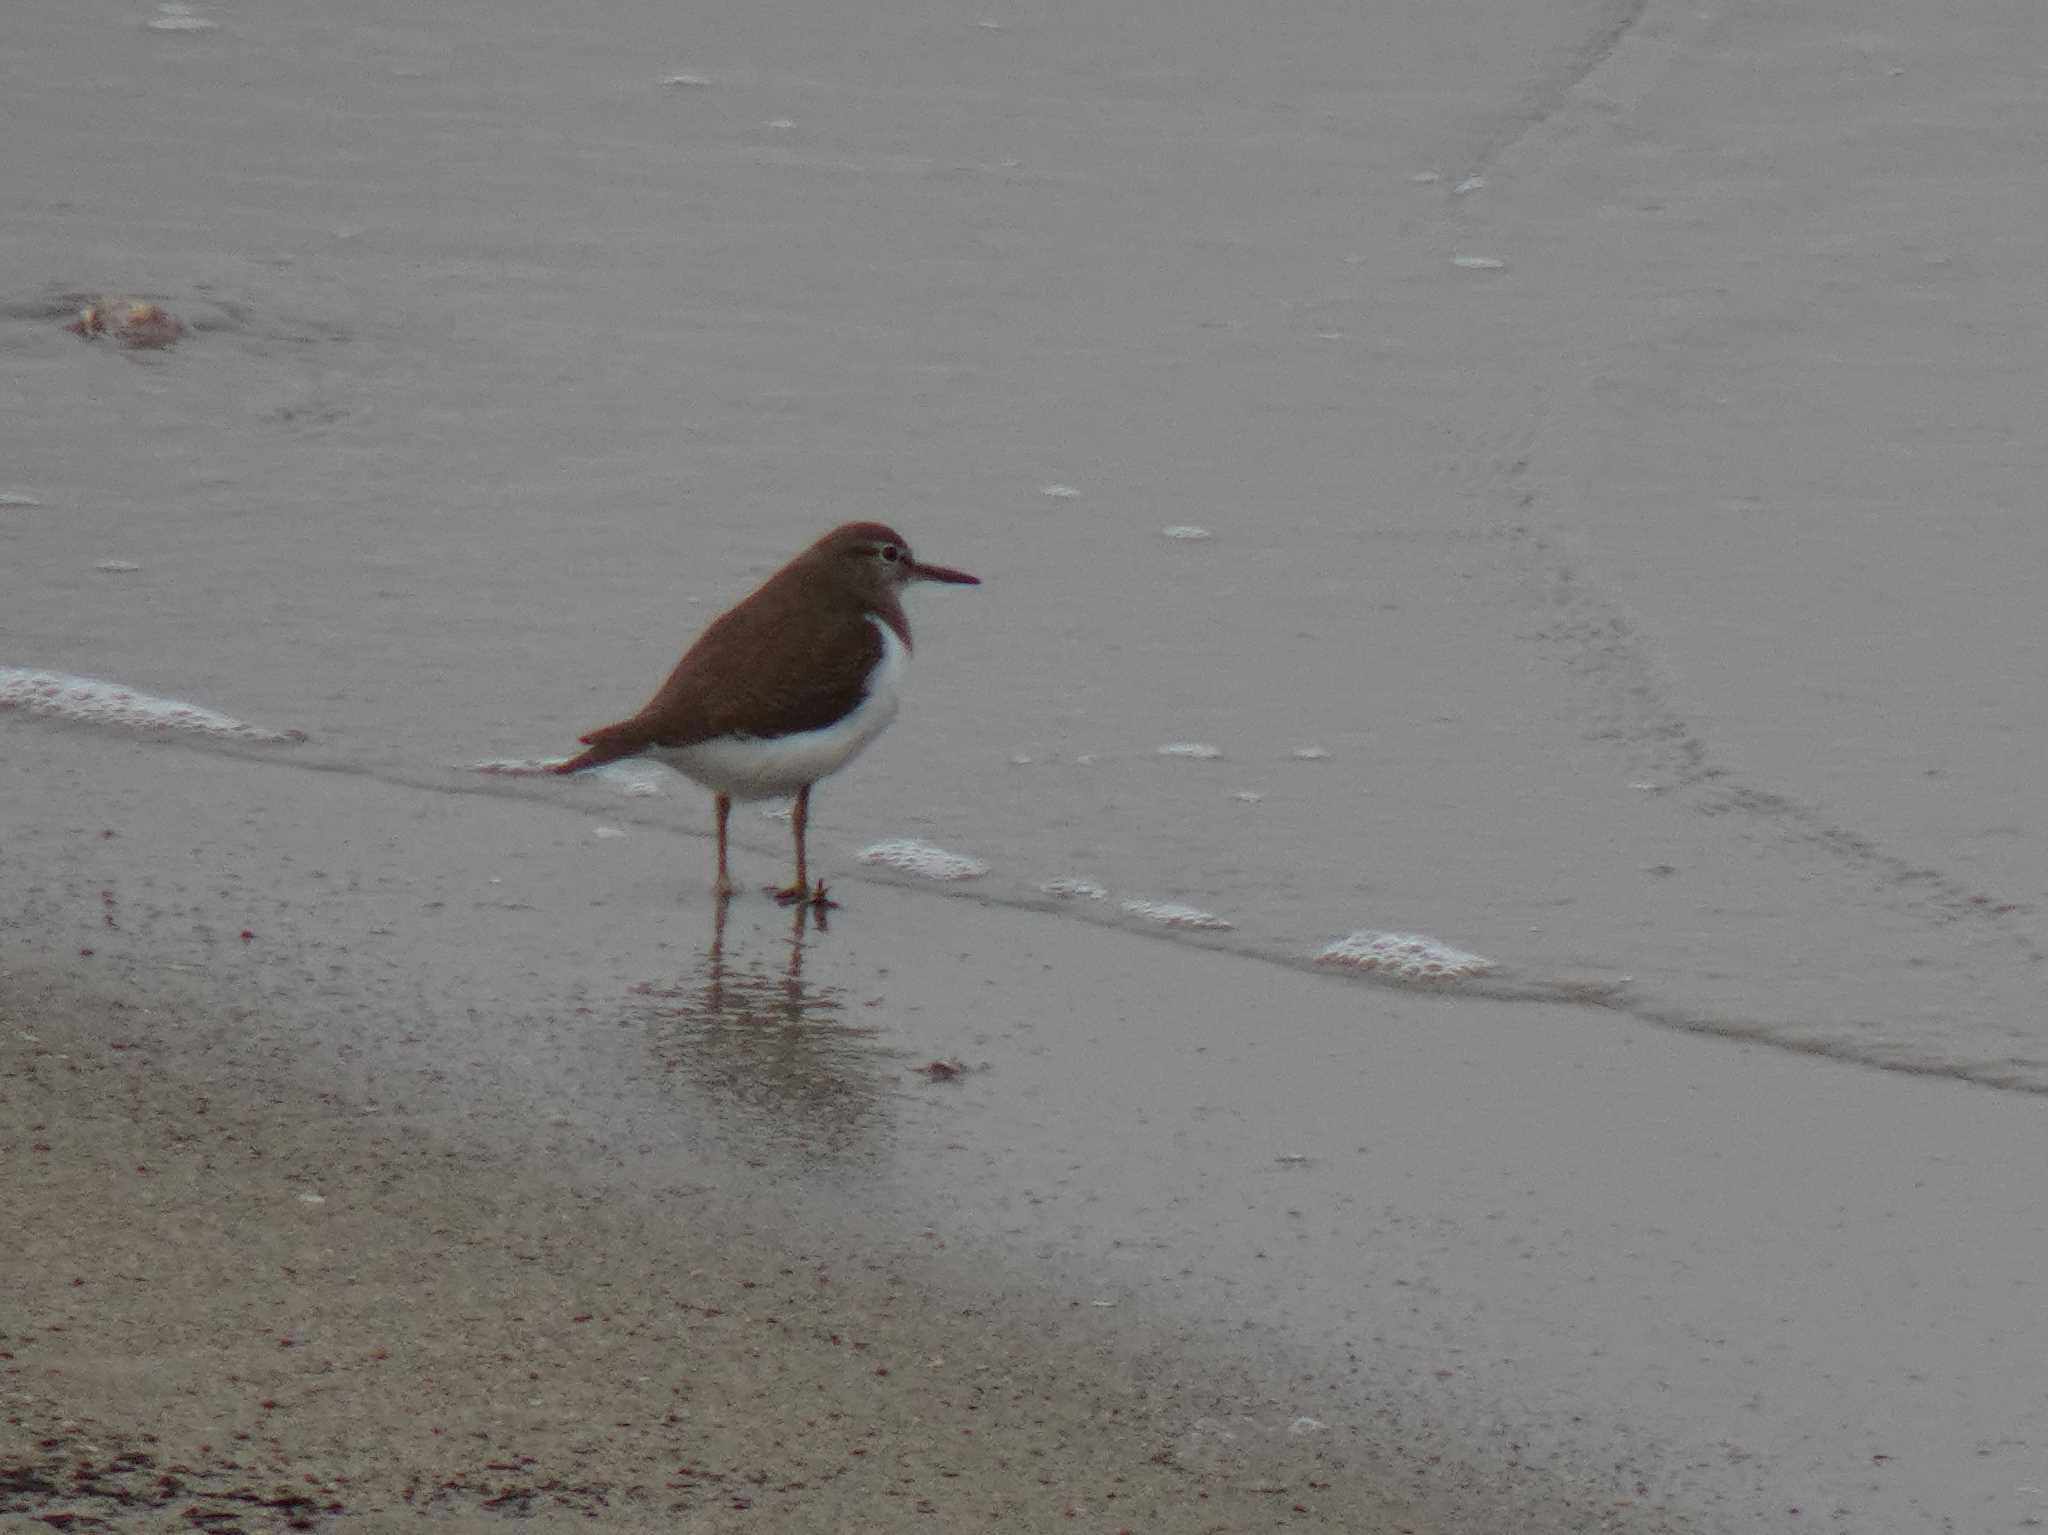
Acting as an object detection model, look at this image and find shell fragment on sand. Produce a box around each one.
[66,297,186,348]
[1316,930,1495,981]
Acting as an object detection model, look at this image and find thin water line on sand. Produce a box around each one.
[9,717,2038,1100]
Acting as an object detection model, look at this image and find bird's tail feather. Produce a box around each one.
[551,720,650,775]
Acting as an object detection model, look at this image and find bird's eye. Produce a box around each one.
[880,544,901,562]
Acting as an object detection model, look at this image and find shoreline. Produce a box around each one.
[1,958,1682,1533]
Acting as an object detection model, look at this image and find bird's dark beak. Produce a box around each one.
[907,558,979,586]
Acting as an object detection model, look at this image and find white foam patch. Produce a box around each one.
[1452,255,1506,270]
[1290,746,1331,760]
[1160,525,1212,540]
[1316,931,1495,981]
[596,762,667,796]
[147,3,218,29]
[1121,899,1233,930]
[1039,484,1080,499]
[0,492,44,507]
[1157,742,1222,760]
[1040,876,1107,900]
[0,668,303,743]
[472,758,667,795]
[858,839,989,881]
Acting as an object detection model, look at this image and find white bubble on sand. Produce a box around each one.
[471,758,666,795]
[1160,525,1212,540]
[858,839,989,881]
[471,757,559,776]
[1121,899,1233,931]
[1157,742,1222,760]
[1315,930,1495,981]
[594,763,666,795]
[1039,876,1107,900]
[1230,789,1264,803]
[661,73,714,87]
[591,826,627,840]
[147,3,218,30]
[0,668,303,743]
[1290,745,1331,760]
[1451,255,1506,270]
[1039,484,1080,499]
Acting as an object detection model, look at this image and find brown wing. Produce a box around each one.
[551,717,658,775]
[554,560,891,775]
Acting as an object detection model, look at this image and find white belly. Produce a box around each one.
[649,617,906,800]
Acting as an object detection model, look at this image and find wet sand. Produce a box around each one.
[4,731,2047,1531]
[2,957,1679,1533]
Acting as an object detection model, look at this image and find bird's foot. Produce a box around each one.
[771,879,838,911]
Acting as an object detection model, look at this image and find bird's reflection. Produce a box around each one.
[628,900,883,1158]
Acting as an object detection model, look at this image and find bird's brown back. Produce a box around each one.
[559,550,910,771]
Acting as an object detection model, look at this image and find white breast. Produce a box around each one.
[651,616,907,800]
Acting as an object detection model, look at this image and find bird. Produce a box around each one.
[553,522,979,907]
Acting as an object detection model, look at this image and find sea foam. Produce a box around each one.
[1316,930,1494,981]
[0,667,303,743]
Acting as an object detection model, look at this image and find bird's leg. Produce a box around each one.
[772,785,838,908]
[712,794,734,900]
[773,786,810,903]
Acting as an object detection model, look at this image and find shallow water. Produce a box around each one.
[7,721,2045,1530]
[6,0,2044,1091]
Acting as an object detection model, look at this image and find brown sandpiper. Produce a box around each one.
[553,522,979,906]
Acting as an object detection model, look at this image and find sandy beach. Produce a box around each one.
[7,0,2048,1528]
[3,948,1680,1534]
